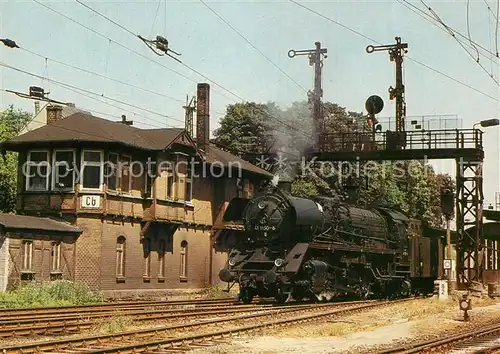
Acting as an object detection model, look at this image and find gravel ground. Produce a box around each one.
[188,296,500,354]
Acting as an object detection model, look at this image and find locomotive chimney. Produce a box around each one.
[276,170,292,193]
[196,83,210,151]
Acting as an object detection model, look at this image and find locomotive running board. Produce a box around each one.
[310,242,398,255]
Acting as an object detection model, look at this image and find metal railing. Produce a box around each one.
[317,128,483,153]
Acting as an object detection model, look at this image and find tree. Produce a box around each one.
[0,105,32,213]
[212,102,275,156]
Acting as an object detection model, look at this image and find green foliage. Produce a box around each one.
[291,179,319,198]
[92,315,134,334]
[0,280,103,308]
[0,105,32,213]
[201,285,232,299]
[213,102,275,155]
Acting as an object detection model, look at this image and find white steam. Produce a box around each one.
[271,174,280,187]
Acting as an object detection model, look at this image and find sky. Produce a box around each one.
[1,0,499,206]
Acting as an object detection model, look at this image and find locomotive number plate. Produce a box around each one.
[253,225,276,231]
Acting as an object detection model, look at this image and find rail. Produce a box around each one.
[317,128,483,153]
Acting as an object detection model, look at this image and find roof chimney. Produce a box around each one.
[46,105,63,125]
[196,83,210,151]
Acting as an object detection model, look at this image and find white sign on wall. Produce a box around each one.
[443,259,452,270]
[81,195,101,208]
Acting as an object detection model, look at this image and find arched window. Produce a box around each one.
[158,239,166,279]
[116,236,126,278]
[180,240,188,280]
[143,238,151,279]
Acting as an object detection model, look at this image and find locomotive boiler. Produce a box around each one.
[218,185,441,303]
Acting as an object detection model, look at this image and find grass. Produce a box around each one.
[0,280,103,308]
[274,298,461,339]
[91,314,134,334]
[201,285,237,300]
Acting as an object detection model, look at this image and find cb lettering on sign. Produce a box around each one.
[81,195,100,208]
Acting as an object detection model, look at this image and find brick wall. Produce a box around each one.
[91,216,221,291]
[74,216,102,290]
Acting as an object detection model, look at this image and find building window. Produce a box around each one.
[51,242,61,272]
[185,161,193,202]
[116,236,126,279]
[22,240,33,271]
[81,150,103,190]
[120,155,131,193]
[167,163,175,199]
[26,151,49,191]
[180,240,187,280]
[158,239,166,280]
[143,238,151,280]
[145,172,153,198]
[52,150,75,191]
[107,153,119,191]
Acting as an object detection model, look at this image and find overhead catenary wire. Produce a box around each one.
[72,0,314,141]
[0,62,188,129]
[419,0,499,85]
[289,0,500,102]
[482,0,500,56]
[466,0,481,61]
[74,0,246,102]
[32,0,309,141]
[31,0,235,103]
[198,0,308,94]
[18,46,185,104]
[398,0,500,60]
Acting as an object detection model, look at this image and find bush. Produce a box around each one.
[0,280,103,308]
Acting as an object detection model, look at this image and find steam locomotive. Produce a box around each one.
[218,185,443,303]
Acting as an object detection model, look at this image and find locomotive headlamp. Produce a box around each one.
[274,258,285,267]
[228,258,236,267]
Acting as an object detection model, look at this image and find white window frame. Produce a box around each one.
[180,240,188,279]
[120,154,132,194]
[116,236,126,278]
[166,162,175,200]
[144,169,153,198]
[80,150,104,191]
[51,149,76,191]
[185,160,193,202]
[22,240,33,271]
[51,242,61,272]
[25,150,50,192]
[107,152,120,191]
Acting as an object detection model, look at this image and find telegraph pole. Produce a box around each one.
[183,95,196,137]
[366,37,408,134]
[288,42,328,150]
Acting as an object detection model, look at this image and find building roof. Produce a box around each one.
[3,112,186,151]
[0,213,81,234]
[1,112,272,177]
[19,103,91,135]
[204,145,272,177]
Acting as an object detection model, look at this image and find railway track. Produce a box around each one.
[0,297,237,318]
[0,303,295,338]
[377,321,500,353]
[0,298,409,353]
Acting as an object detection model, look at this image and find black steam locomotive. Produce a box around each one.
[218,185,442,303]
